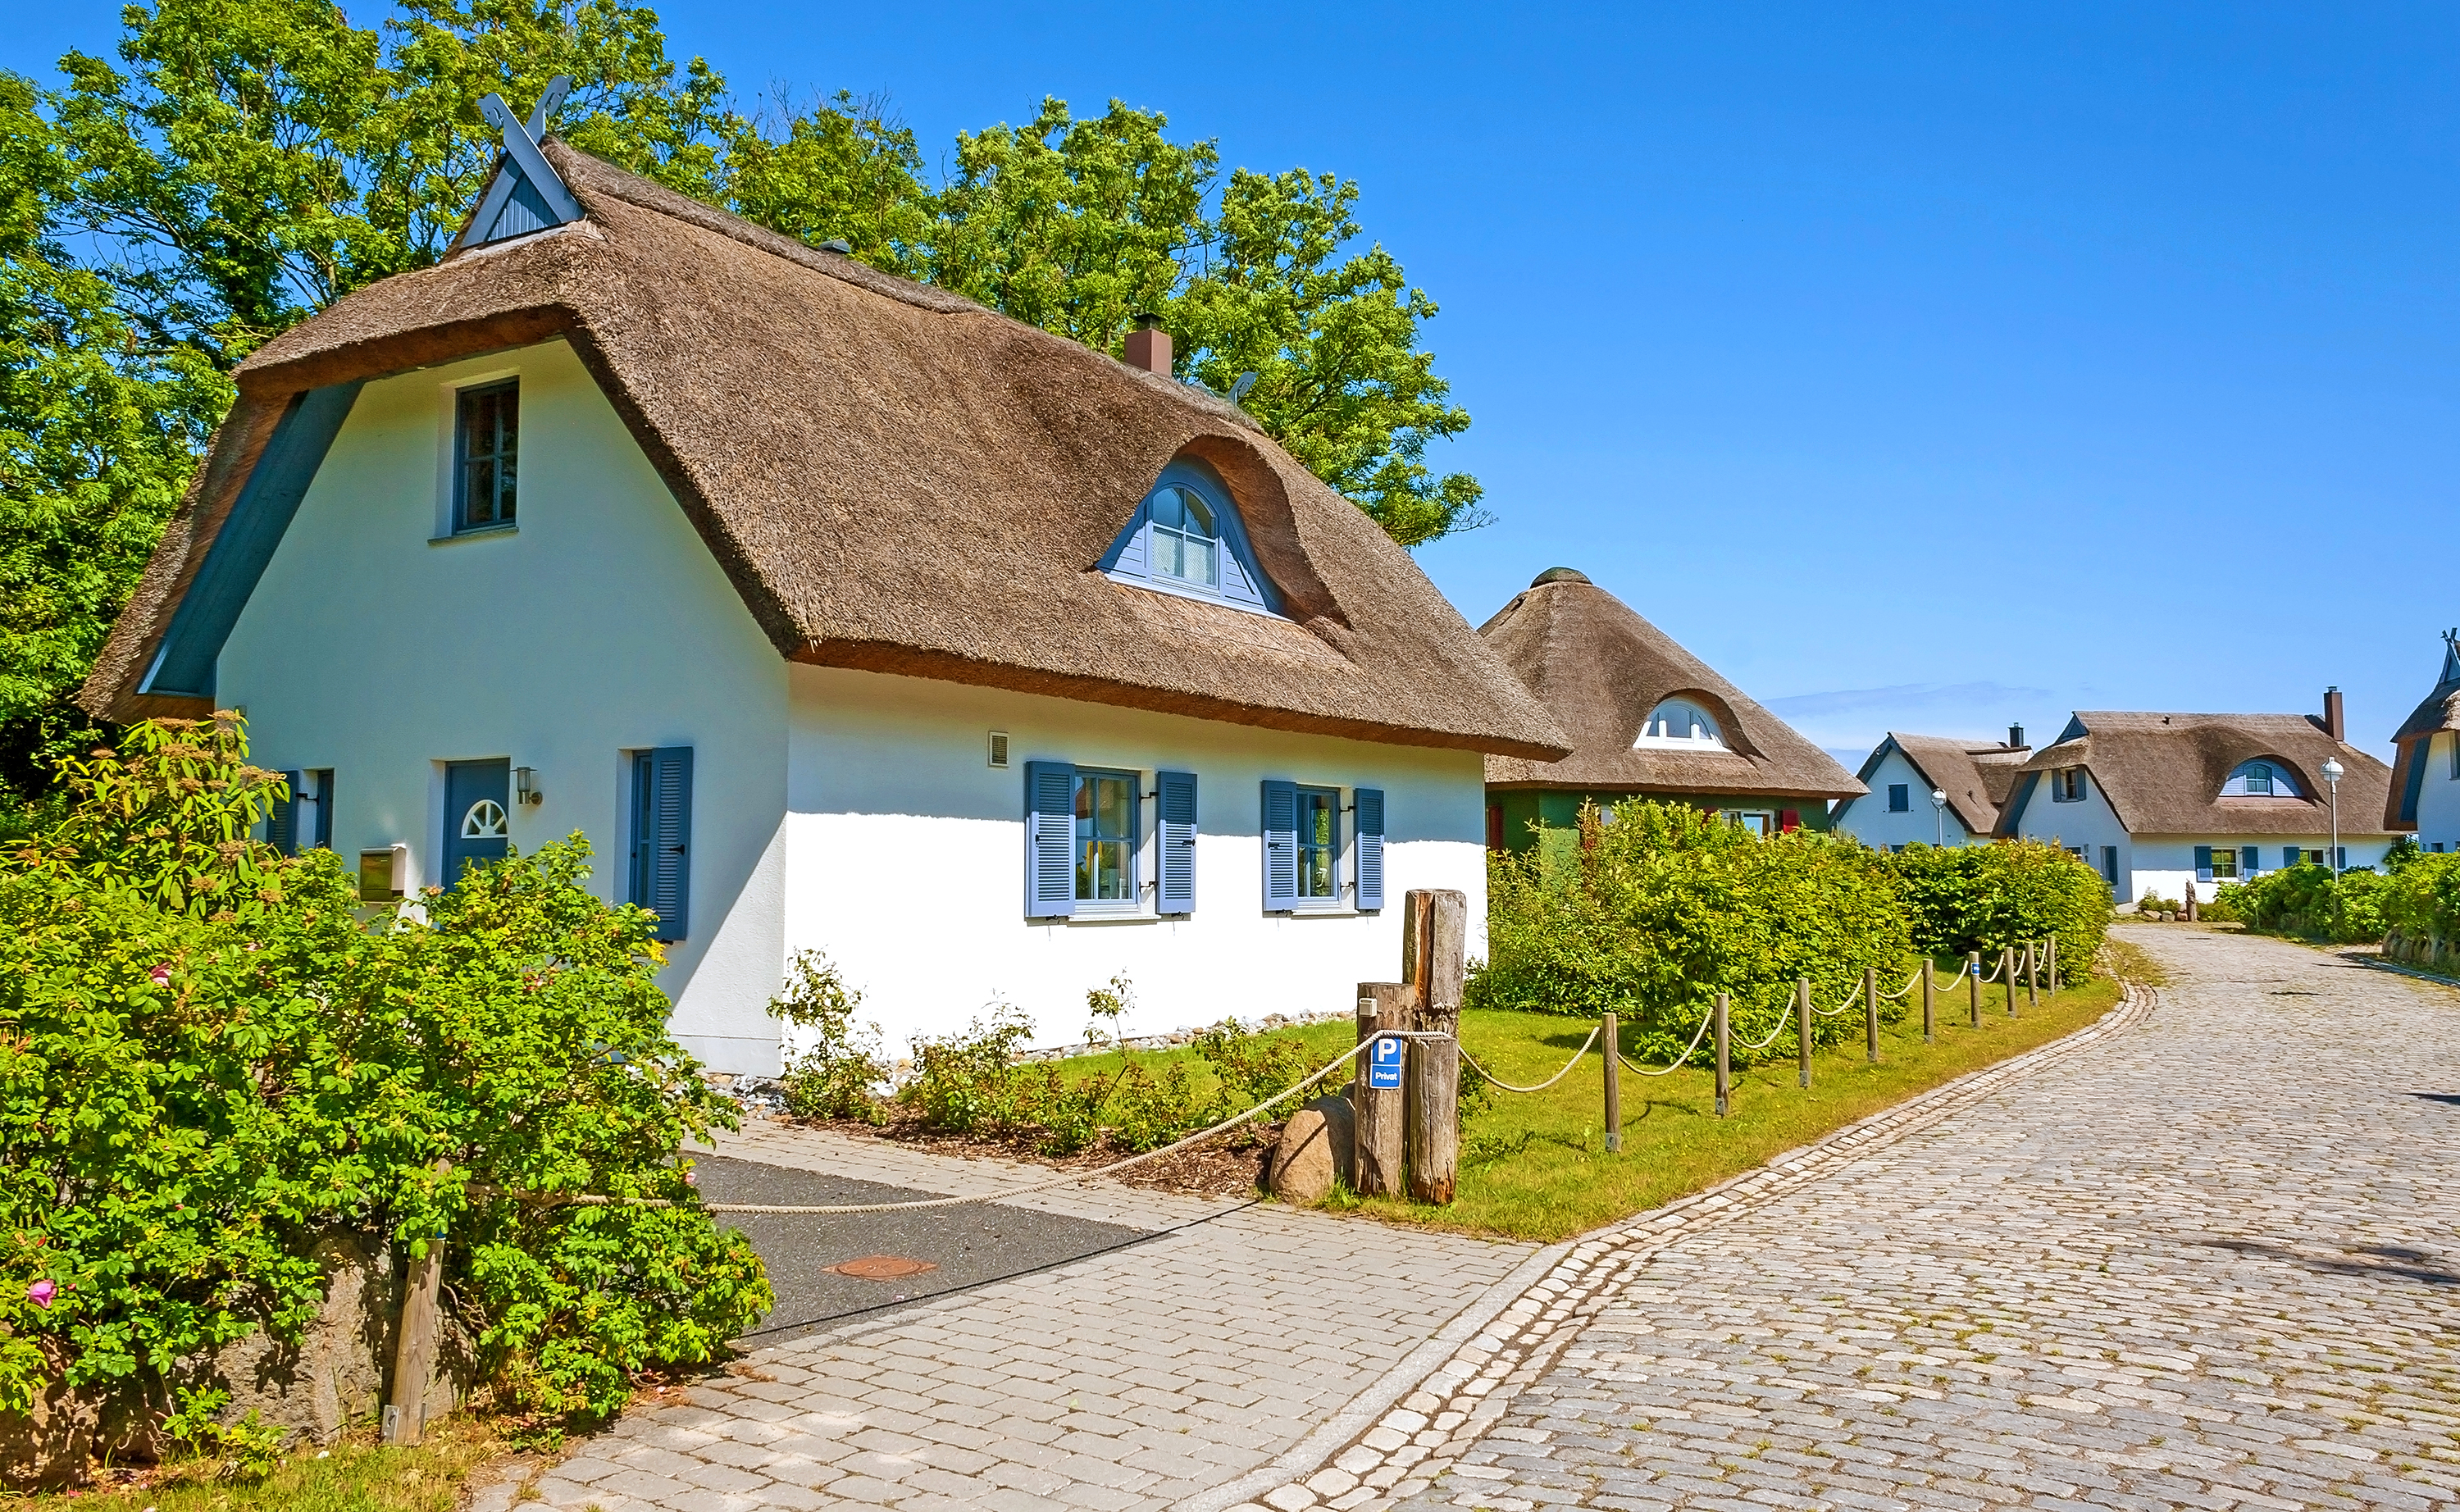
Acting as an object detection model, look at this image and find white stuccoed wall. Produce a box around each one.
[2416,732,2460,853]
[218,339,790,1073]
[781,663,1490,1059]
[1832,745,1985,849]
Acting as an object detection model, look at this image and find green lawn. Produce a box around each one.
[1050,967,2126,1242]
[30,1415,520,1510]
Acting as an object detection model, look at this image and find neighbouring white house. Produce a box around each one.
[81,109,1567,1073]
[1831,728,2031,849]
[2385,630,2460,854]
[1998,694,2404,907]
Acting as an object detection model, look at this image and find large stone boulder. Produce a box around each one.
[1269,1095,1355,1204]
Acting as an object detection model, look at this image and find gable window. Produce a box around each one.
[1102,460,1282,615]
[454,380,519,532]
[2220,759,2303,798]
[2051,767,2086,802]
[1635,698,1726,750]
[1887,783,1910,813]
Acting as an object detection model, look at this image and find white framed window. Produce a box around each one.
[1635,697,1727,750]
[1073,768,1140,909]
[1294,786,1341,904]
[1733,810,1774,838]
[2052,767,2086,802]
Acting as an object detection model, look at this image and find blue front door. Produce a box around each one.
[441,759,511,888]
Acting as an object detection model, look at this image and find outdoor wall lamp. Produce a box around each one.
[515,766,542,806]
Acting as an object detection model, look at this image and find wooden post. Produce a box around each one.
[1602,1010,1621,1154]
[385,1177,448,1446]
[2046,936,2058,995]
[1863,966,1879,1063]
[1354,984,1414,1198]
[1921,963,1936,1044]
[1795,977,1812,1090]
[1405,890,1466,1205]
[1714,992,1731,1117]
[2025,940,2039,1009]
[1967,950,1981,1027]
[2003,945,2017,1018]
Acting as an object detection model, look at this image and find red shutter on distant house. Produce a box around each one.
[1779,809,1801,833]
[1486,804,1504,851]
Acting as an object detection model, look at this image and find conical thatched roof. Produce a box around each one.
[84,142,1568,761]
[2383,631,2460,829]
[1477,572,1862,801]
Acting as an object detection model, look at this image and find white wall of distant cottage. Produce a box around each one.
[780,664,1490,1059]
[217,339,791,1072]
[2416,732,2460,854]
[2007,767,2394,905]
[1831,745,1988,849]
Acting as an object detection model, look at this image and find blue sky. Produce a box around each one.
[17,4,2457,765]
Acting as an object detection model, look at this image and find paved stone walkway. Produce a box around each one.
[1381,929,2460,1512]
[522,1123,1544,1511]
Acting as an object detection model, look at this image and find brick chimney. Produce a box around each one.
[2008,723,2025,749]
[1123,313,1171,376]
[2324,685,2344,742]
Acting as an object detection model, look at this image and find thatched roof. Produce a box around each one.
[1838,733,2029,834]
[2384,631,2460,828]
[1478,572,1863,802]
[83,142,1568,761]
[2007,711,2400,839]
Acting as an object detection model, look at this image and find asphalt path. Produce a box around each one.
[693,1153,1163,1346]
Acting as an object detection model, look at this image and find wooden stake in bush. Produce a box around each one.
[1354,984,1413,1198]
[385,1169,449,1446]
[2025,940,2039,1009]
[1796,977,1812,1090]
[1968,950,1981,1027]
[1921,963,1935,1044]
[1714,992,1731,1117]
[1602,1009,1621,1154]
[1404,890,1466,1205]
[2047,936,2058,995]
[2003,945,2017,1018]
[1863,966,1879,1063]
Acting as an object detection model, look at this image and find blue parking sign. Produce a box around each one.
[1367,1033,1406,1090]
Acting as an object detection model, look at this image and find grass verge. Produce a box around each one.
[25,1415,522,1511]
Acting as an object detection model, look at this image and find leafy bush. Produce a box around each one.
[1885,841,2112,979]
[2226,863,2388,943]
[2137,887,2182,914]
[768,951,888,1122]
[2384,851,2460,964]
[1470,800,1912,1065]
[0,717,770,1439]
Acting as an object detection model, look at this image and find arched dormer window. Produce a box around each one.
[1100,458,1282,616]
[1635,697,1728,750]
[2220,759,2305,798]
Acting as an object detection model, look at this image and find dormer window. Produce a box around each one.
[1635,698,1727,750]
[2221,759,2303,798]
[1101,459,1282,616]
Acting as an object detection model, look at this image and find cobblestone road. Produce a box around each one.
[1390,929,2460,1512]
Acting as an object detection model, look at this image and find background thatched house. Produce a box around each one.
[2385,630,2460,854]
[81,114,1565,1068]
[1476,568,1861,853]
[1833,730,2032,849]
[1998,697,2402,906]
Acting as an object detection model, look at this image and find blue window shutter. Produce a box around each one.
[2285,845,2301,868]
[311,771,334,849]
[1157,770,1197,913]
[2194,845,2213,882]
[644,748,693,940]
[2242,845,2259,876]
[1354,786,1386,912]
[1026,761,1077,918]
[266,771,302,855]
[1261,779,1299,910]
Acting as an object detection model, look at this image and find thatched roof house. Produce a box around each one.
[1477,568,1861,846]
[2385,631,2460,847]
[84,139,1565,762]
[78,114,1565,1068]
[1832,731,2030,848]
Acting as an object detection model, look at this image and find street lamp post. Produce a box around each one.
[2321,758,2344,880]
[1930,788,1947,847]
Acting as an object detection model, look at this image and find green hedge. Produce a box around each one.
[2212,863,2387,944]
[0,719,769,1436]
[2383,851,2460,967]
[1471,801,1912,1066]
[1884,840,2112,981]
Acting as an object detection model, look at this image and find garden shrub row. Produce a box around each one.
[2215,840,2460,954]
[0,718,768,1447]
[1470,800,2109,1066]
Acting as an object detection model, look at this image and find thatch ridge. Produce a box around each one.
[1477,576,1862,801]
[2009,711,2398,839]
[83,143,1567,761]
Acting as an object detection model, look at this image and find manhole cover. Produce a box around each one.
[825,1255,938,1280]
